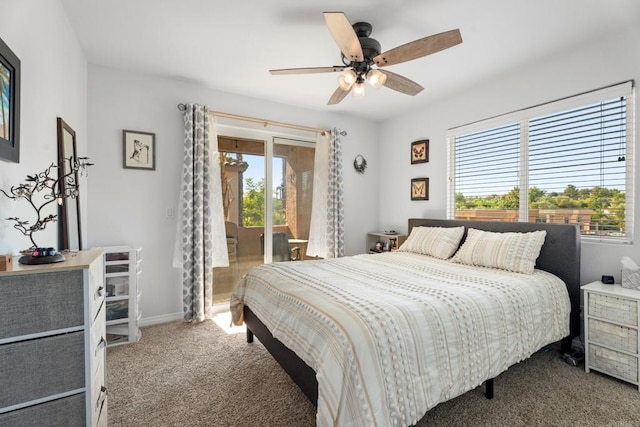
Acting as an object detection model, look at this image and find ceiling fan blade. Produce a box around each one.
[323,12,364,62]
[327,87,350,105]
[379,70,424,96]
[374,29,462,67]
[270,66,346,75]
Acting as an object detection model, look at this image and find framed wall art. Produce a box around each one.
[123,130,156,170]
[411,177,429,201]
[0,36,21,163]
[410,139,429,164]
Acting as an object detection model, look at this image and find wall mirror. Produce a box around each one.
[57,117,82,250]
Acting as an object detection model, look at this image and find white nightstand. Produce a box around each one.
[582,281,640,390]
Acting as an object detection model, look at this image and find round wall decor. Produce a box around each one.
[353,155,367,174]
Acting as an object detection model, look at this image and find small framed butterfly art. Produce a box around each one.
[411,178,429,201]
[410,139,429,164]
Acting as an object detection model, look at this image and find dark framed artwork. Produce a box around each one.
[411,177,429,200]
[123,130,156,170]
[410,139,429,164]
[0,36,21,163]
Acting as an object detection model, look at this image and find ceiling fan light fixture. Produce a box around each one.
[366,68,387,89]
[352,80,366,97]
[338,69,357,90]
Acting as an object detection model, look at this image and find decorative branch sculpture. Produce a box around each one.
[1,156,93,249]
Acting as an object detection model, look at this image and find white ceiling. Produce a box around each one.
[60,0,640,122]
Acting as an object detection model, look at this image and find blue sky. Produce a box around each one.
[242,154,284,190]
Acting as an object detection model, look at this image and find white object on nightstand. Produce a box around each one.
[582,281,640,390]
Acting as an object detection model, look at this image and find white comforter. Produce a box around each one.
[230,252,570,427]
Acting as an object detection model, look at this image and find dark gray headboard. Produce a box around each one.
[408,218,581,339]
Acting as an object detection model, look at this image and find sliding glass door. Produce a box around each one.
[212,133,315,303]
[271,137,315,262]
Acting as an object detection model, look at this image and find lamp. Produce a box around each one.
[352,76,366,97]
[351,74,364,96]
[366,68,387,89]
[337,65,387,98]
[338,68,357,90]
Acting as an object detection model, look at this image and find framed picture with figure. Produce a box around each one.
[123,130,156,170]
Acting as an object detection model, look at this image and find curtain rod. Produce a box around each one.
[177,103,333,136]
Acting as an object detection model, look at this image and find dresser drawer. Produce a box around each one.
[588,293,638,326]
[96,392,108,427]
[0,332,85,408]
[589,343,639,383]
[90,304,107,380]
[89,358,107,424]
[0,393,85,427]
[89,256,106,324]
[0,271,84,340]
[588,318,638,354]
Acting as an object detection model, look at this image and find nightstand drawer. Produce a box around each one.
[589,343,638,383]
[589,293,638,326]
[588,318,638,354]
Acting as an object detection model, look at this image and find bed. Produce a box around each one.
[230,218,581,426]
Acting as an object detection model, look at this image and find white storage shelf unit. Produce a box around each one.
[583,281,640,391]
[102,247,142,347]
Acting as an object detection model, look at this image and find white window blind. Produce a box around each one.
[453,123,521,221]
[447,81,634,242]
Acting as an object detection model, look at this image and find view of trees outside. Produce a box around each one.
[242,177,285,227]
[455,184,626,233]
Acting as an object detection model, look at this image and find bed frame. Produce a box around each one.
[243,218,581,407]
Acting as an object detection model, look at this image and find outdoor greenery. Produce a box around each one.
[456,185,626,231]
[242,177,285,226]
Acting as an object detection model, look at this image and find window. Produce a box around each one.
[448,82,635,242]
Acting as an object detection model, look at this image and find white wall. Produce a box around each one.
[86,65,379,322]
[378,25,640,285]
[0,0,87,254]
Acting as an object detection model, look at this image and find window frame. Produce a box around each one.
[447,81,635,243]
[215,123,316,262]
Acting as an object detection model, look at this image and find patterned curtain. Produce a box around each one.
[326,128,345,258]
[174,104,228,322]
[307,128,344,258]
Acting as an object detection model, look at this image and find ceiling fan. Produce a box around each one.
[269,12,462,105]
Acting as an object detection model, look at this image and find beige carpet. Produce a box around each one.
[107,319,640,427]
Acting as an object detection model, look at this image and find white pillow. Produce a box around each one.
[451,228,546,274]
[398,226,465,259]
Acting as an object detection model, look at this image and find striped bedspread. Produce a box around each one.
[230,252,570,427]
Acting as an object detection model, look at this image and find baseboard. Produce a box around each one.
[139,312,183,327]
[212,302,230,314]
[139,305,230,327]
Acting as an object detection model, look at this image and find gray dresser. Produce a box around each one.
[0,250,108,426]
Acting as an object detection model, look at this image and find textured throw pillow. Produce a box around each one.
[451,228,546,274]
[398,226,465,259]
